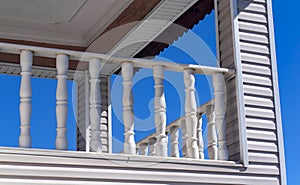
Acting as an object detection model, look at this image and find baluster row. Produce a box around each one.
[18,51,104,152]
[134,67,228,160]
[17,53,228,160]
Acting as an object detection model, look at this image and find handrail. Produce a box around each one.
[0,42,235,75]
[136,99,214,146]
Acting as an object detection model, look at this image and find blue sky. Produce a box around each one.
[0,1,298,184]
[273,0,300,184]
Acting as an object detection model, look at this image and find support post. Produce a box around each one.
[122,62,136,154]
[89,58,103,153]
[184,69,199,159]
[55,54,69,150]
[19,50,33,148]
[139,143,149,156]
[212,73,228,160]
[170,126,179,158]
[153,65,167,157]
[181,119,188,157]
[197,113,204,159]
[148,137,156,156]
[206,105,218,160]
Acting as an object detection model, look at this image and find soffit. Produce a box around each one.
[0,0,133,46]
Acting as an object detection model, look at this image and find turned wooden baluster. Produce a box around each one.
[206,105,218,160]
[212,73,229,160]
[149,137,156,156]
[122,62,136,154]
[153,65,167,157]
[55,54,69,150]
[197,113,204,159]
[180,119,188,157]
[184,69,199,159]
[89,58,102,153]
[139,143,149,156]
[170,126,179,158]
[19,50,33,148]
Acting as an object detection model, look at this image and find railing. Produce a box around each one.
[137,99,224,160]
[0,42,234,160]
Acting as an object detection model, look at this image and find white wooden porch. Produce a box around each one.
[0,42,234,161]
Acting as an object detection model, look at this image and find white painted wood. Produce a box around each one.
[55,54,69,150]
[197,114,204,159]
[122,62,136,154]
[148,137,156,156]
[169,126,179,158]
[139,143,148,156]
[89,58,103,153]
[153,65,167,157]
[180,119,188,158]
[238,12,267,24]
[212,73,228,160]
[85,70,91,152]
[206,105,218,160]
[184,69,199,159]
[0,42,234,76]
[19,50,33,148]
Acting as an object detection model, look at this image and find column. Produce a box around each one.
[19,50,33,148]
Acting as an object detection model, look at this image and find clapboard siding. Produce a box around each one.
[236,0,284,184]
[0,147,281,185]
[76,75,109,153]
[217,0,284,184]
[217,0,242,163]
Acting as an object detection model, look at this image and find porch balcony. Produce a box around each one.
[0,27,282,185]
[0,41,235,159]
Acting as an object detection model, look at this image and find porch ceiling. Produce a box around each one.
[0,0,214,75]
[0,0,133,46]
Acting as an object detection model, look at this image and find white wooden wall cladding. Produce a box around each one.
[19,50,33,148]
[55,54,69,150]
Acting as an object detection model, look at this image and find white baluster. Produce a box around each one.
[139,143,149,156]
[197,113,204,159]
[184,69,199,159]
[153,65,167,157]
[212,73,229,160]
[55,54,69,150]
[149,137,156,156]
[89,58,103,153]
[206,105,218,160]
[122,62,136,154]
[170,126,179,158]
[19,50,33,148]
[180,119,188,158]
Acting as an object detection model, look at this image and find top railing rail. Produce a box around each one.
[0,42,235,75]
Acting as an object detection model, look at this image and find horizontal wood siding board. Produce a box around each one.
[237,0,266,13]
[243,84,273,97]
[242,74,272,86]
[247,141,278,153]
[238,21,268,34]
[245,107,275,119]
[248,152,278,164]
[246,129,277,141]
[0,148,282,178]
[238,12,267,24]
[246,118,276,130]
[244,95,274,108]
